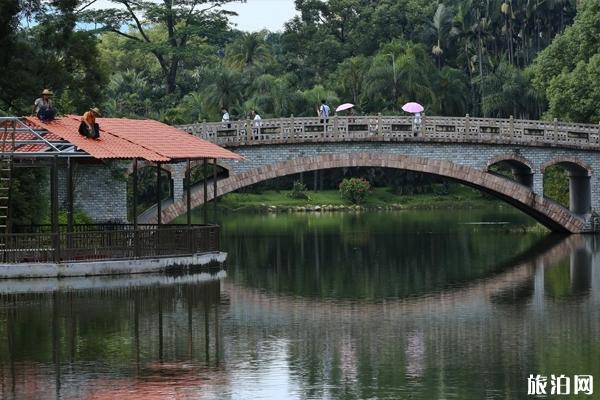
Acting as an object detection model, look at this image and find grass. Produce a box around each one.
[205,186,498,212]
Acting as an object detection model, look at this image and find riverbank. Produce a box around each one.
[190,187,501,214]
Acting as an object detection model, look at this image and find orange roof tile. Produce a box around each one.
[23,116,241,162]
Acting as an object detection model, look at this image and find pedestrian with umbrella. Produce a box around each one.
[402,102,424,136]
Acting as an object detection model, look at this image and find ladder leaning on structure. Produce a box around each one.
[0,120,15,251]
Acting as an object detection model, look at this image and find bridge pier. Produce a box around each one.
[569,173,591,215]
[532,173,544,197]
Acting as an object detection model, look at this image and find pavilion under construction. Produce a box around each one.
[0,115,241,265]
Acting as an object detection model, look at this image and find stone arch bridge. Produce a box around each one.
[138,115,600,233]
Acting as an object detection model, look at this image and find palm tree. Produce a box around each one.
[429,3,454,68]
[333,56,370,104]
[225,32,272,70]
[451,0,478,113]
[201,68,244,118]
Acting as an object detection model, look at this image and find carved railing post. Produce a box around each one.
[509,115,514,142]
[554,118,559,143]
[333,115,338,139]
[377,113,382,136]
[464,114,470,139]
[246,118,252,142]
[280,117,285,140]
[290,114,295,140]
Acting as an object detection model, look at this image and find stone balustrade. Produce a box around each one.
[178,115,600,150]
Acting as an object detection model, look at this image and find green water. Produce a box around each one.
[0,207,599,399]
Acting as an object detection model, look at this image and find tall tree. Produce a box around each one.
[84,0,239,94]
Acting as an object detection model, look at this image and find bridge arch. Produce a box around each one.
[160,153,585,232]
[541,158,592,216]
[486,155,534,188]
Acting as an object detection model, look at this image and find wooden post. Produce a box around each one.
[213,158,218,218]
[51,156,60,262]
[203,159,208,224]
[186,159,192,253]
[186,159,191,227]
[133,159,139,257]
[156,162,162,225]
[66,158,74,250]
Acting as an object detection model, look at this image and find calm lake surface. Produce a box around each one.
[1,207,599,399]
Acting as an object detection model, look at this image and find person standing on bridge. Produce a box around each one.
[318,100,330,123]
[221,107,231,129]
[251,110,262,138]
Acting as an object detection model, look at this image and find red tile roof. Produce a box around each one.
[23,116,241,162]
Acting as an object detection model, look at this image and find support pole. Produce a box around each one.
[187,159,192,227]
[203,159,208,224]
[133,159,139,257]
[67,158,74,249]
[51,156,60,262]
[213,158,218,218]
[156,162,162,225]
[187,159,192,254]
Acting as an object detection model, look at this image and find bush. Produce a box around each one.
[339,177,371,204]
[288,180,309,199]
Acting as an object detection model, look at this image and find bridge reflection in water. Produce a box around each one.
[0,235,598,399]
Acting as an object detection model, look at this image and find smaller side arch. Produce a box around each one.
[541,158,593,216]
[486,154,534,189]
[486,154,533,171]
[540,157,592,176]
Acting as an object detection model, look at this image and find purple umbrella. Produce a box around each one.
[335,103,355,112]
[402,102,424,113]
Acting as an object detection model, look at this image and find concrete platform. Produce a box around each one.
[0,251,227,279]
[0,268,227,294]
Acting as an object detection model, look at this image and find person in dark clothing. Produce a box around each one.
[78,107,101,139]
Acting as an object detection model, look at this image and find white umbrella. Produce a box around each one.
[336,103,355,112]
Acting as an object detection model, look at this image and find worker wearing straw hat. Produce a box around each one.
[32,89,57,121]
[79,107,101,139]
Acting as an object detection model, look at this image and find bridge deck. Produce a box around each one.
[179,115,600,150]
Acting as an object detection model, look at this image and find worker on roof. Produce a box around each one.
[78,107,101,139]
[32,89,57,122]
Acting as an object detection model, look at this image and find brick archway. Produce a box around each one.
[160,153,585,233]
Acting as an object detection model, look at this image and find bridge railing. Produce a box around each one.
[178,115,600,149]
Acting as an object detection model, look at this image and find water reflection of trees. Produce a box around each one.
[222,211,546,299]
[220,235,598,400]
[0,278,225,399]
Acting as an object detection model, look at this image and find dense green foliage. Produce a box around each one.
[1,0,594,219]
[289,180,309,200]
[339,177,371,204]
[2,0,584,121]
[531,0,600,123]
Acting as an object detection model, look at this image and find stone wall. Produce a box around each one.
[58,161,128,223]
[225,142,600,211]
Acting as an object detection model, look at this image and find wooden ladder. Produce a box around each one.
[0,120,15,245]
